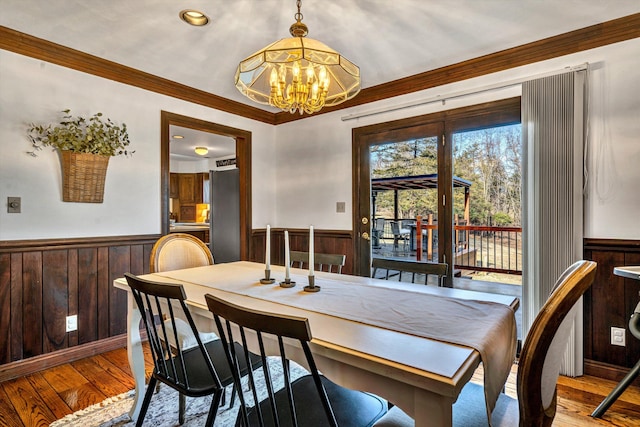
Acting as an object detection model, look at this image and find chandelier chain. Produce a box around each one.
[295,0,303,22]
[293,0,302,21]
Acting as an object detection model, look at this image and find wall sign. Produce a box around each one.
[216,158,236,167]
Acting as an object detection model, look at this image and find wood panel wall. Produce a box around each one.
[250,228,354,275]
[584,239,640,382]
[0,230,350,378]
[2,233,637,384]
[0,235,158,367]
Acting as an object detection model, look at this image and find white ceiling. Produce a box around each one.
[3,1,639,112]
[3,2,639,158]
[169,125,235,160]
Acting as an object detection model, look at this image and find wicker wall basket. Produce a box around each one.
[60,150,110,203]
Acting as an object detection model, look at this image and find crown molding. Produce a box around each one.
[274,13,640,124]
[1,12,638,126]
[0,26,275,124]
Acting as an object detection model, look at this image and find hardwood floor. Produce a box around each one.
[471,363,640,426]
[1,346,639,426]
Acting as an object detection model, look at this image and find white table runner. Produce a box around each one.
[154,262,517,421]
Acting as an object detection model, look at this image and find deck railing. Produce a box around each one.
[455,225,522,275]
[373,219,522,275]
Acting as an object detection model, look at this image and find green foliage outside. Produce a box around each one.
[371,124,521,226]
[371,138,438,220]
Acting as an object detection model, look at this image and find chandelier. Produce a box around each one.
[234,0,360,115]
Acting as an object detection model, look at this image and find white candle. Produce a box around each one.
[309,225,314,276]
[265,224,271,270]
[284,230,291,280]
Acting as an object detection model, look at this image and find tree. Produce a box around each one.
[453,125,521,225]
[371,124,522,226]
[371,138,438,219]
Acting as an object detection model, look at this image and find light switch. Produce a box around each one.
[7,197,21,213]
[336,202,346,213]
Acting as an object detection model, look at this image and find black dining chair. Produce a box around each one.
[124,273,261,426]
[372,258,448,286]
[149,233,218,422]
[205,293,388,427]
[289,250,346,274]
[372,260,597,427]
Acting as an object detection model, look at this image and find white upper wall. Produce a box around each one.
[0,50,277,240]
[1,37,638,240]
[274,38,640,239]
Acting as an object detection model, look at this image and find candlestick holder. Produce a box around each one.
[303,275,320,292]
[260,269,276,284]
[279,278,296,288]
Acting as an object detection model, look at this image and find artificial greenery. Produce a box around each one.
[27,109,132,157]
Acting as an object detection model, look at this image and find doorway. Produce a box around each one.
[352,98,521,285]
[160,111,252,260]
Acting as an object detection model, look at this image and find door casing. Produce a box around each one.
[160,111,252,260]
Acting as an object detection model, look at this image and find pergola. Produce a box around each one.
[371,173,472,223]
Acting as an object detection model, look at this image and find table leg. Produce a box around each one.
[413,389,453,427]
[125,292,145,421]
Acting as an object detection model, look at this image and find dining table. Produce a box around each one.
[113,261,518,427]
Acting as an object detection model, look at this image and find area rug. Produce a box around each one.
[51,360,307,427]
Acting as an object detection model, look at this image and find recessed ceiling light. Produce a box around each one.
[179,10,210,26]
[172,135,184,139]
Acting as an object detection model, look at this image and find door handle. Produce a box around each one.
[362,232,370,241]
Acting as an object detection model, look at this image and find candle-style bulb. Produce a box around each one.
[293,61,301,80]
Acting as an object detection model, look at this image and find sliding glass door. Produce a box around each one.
[352,98,521,285]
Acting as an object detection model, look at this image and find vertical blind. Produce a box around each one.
[522,69,586,375]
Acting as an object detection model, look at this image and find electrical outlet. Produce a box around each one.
[66,315,78,332]
[611,326,626,346]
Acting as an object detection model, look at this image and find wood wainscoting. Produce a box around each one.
[0,235,159,379]
[585,238,640,384]
[251,228,354,275]
[3,233,637,386]
[0,229,351,381]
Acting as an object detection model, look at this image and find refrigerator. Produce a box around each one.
[209,169,240,263]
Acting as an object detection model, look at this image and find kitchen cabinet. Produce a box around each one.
[179,205,196,222]
[178,174,196,203]
[169,173,179,198]
[174,173,207,222]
